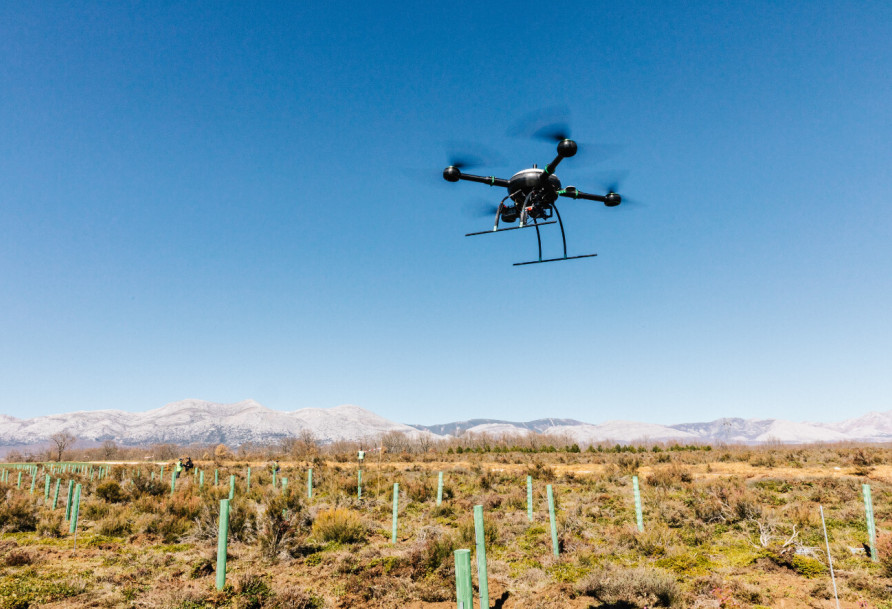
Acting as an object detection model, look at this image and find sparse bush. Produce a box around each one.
[96,511,133,536]
[877,533,892,577]
[4,549,33,566]
[312,508,365,543]
[576,563,681,607]
[270,586,324,609]
[37,510,64,538]
[95,480,126,503]
[258,492,304,561]
[647,464,693,488]
[0,494,38,532]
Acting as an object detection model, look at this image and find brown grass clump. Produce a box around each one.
[575,563,681,607]
[877,533,892,577]
[0,494,38,532]
[312,507,365,543]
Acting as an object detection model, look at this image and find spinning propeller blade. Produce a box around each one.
[592,170,644,207]
[462,198,500,218]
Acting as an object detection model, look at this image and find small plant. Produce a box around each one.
[95,480,126,503]
[0,495,38,532]
[312,507,365,543]
[576,563,681,607]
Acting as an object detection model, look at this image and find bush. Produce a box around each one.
[37,510,64,538]
[576,564,681,607]
[0,495,38,532]
[96,511,133,536]
[95,480,126,503]
[876,533,892,577]
[311,508,365,543]
[269,586,324,609]
[258,493,304,561]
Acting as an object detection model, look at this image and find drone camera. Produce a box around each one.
[443,166,461,182]
[605,192,622,207]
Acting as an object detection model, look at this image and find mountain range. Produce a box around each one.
[0,399,891,451]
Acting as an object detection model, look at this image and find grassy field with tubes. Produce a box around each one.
[0,443,890,609]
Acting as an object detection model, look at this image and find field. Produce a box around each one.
[0,444,890,609]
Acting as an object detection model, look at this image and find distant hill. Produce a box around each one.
[1,400,891,450]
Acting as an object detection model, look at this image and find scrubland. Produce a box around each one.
[0,443,890,609]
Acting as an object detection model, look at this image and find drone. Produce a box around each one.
[443,137,624,266]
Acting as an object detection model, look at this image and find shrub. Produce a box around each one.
[576,563,681,607]
[311,508,365,543]
[0,495,38,532]
[96,512,133,536]
[269,586,324,609]
[647,465,693,489]
[258,493,304,561]
[95,480,126,503]
[37,510,64,538]
[876,533,892,577]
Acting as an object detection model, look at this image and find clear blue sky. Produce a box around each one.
[1,2,890,425]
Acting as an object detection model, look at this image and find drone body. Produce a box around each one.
[443,138,622,266]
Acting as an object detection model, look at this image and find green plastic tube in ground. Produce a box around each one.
[52,478,60,510]
[436,471,443,506]
[246,467,251,492]
[454,549,472,609]
[307,468,313,498]
[547,484,559,556]
[199,470,204,487]
[215,499,231,590]
[44,474,51,500]
[527,475,533,522]
[474,505,489,609]
[632,475,644,532]
[358,469,362,499]
[392,483,399,544]
[64,480,74,520]
[69,483,82,534]
[229,475,235,500]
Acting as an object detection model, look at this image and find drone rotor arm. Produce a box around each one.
[443,167,509,188]
[558,187,621,206]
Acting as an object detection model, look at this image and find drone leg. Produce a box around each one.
[519,191,535,227]
[532,220,543,262]
[552,202,568,259]
[492,203,502,232]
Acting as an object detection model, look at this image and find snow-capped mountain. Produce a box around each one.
[0,400,432,448]
[1,401,891,449]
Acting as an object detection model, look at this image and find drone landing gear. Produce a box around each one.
[514,253,598,266]
[464,221,556,237]
[513,203,596,266]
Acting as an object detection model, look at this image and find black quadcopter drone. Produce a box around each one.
[443,137,624,266]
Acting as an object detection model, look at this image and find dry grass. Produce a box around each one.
[0,445,889,608]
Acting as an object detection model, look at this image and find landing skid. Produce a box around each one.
[465,221,556,237]
[466,199,596,267]
[514,253,597,266]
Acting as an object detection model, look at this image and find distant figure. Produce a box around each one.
[271,460,280,475]
[184,457,194,473]
[174,458,184,480]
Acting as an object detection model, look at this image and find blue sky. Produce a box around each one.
[1,2,890,425]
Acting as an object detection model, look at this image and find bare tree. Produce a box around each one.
[101,440,118,460]
[50,431,77,462]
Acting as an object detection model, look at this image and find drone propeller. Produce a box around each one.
[593,170,644,207]
[531,122,572,143]
[508,105,572,141]
[445,140,506,171]
[461,198,501,218]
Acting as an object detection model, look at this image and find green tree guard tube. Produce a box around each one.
[454,549,473,609]
[547,484,559,556]
[69,483,82,534]
[392,483,399,544]
[474,505,489,608]
[215,499,230,590]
